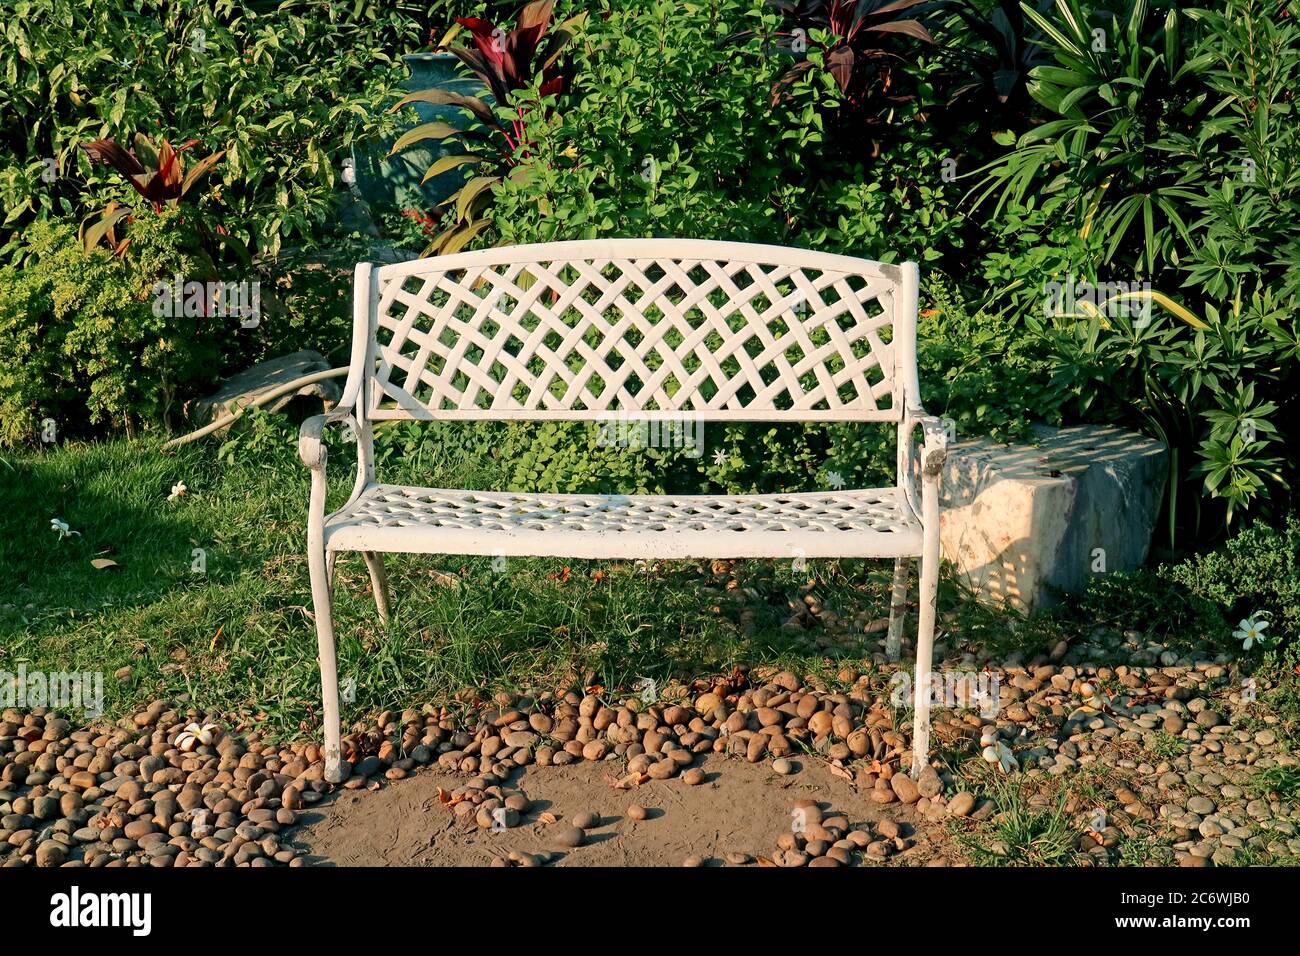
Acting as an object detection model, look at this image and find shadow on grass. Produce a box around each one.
[0,443,216,623]
[0,436,905,740]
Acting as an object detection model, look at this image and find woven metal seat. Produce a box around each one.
[323,485,923,559]
[299,239,948,784]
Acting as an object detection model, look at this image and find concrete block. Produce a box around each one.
[939,424,1167,613]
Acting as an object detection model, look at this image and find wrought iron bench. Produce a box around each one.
[299,239,947,783]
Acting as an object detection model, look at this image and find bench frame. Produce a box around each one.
[299,240,946,783]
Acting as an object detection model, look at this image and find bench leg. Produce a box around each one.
[886,557,909,660]
[911,509,940,779]
[361,550,391,624]
[309,544,344,784]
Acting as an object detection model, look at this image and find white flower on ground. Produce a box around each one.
[168,481,188,501]
[1234,615,1270,651]
[981,734,1016,774]
[175,722,219,752]
[50,518,79,540]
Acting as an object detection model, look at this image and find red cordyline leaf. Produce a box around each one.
[456,16,505,71]
[451,0,568,105]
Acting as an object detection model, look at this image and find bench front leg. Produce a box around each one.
[904,407,947,778]
[299,411,356,784]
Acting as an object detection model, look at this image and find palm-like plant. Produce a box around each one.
[389,0,584,255]
[970,0,1215,279]
[934,0,1049,123]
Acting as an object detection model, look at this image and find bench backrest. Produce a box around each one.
[340,239,919,424]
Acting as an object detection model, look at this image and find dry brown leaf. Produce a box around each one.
[829,763,854,782]
[537,811,558,824]
[756,856,778,867]
[90,558,118,570]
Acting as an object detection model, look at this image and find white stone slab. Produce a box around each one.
[939,424,1167,613]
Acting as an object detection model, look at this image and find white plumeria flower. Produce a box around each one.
[168,481,188,501]
[712,448,728,467]
[1234,616,1270,651]
[175,722,219,753]
[50,518,79,540]
[981,734,1016,774]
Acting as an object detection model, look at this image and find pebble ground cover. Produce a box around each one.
[2,436,1297,867]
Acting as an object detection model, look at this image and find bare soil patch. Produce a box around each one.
[291,754,955,867]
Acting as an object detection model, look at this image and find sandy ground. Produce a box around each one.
[290,754,955,867]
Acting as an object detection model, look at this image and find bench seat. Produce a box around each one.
[323,484,923,559]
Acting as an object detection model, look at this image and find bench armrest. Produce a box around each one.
[899,406,948,520]
[906,406,948,477]
[298,409,357,471]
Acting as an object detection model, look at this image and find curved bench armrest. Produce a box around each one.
[899,406,948,520]
[905,406,949,477]
[298,409,358,471]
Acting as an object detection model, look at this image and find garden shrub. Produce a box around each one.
[1049,514,1300,653]
[0,214,222,445]
[0,0,458,256]
[969,0,1300,542]
[1162,514,1300,649]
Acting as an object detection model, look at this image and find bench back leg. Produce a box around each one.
[362,551,391,624]
[886,557,910,660]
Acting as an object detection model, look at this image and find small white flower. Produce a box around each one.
[981,736,1016,774]
[175,722,219,752]
[826,469,845,490]
[1234,615,1270,651]
[712,448,728,467]
[168,481,188,501]
[50,518,79,540]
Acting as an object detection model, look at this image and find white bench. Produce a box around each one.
[299,239,947,782]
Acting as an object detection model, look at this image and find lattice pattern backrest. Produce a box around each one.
[362,239,914,422]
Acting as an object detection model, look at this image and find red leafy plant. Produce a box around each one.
[389,0,585,255]
[770,0,934,120]
[78,133,224,255]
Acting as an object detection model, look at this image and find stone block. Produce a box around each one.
[939,424,1167,613]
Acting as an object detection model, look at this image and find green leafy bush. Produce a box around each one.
[491,0,793,248]
[0,0,444,256]
[0,214,222,445]
[965,0,1299,542]
[1163,514,1300,648]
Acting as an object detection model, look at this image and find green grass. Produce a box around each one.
[1147,731,1185,760]
[0,423,914,739]
[952,771,1079,866]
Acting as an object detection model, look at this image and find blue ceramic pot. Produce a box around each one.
[351,52,487,214]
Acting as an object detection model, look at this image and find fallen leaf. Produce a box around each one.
[756,856,778,867]
[90,558,118,570]
[209,624,223,652]
[537,811,558,824]
[829,763,854,782]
